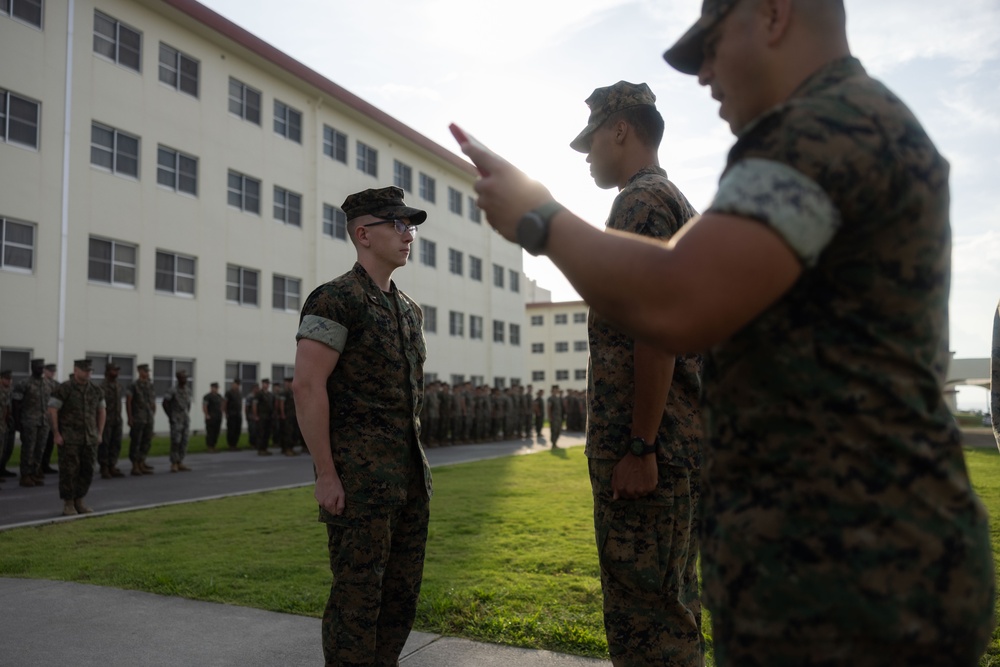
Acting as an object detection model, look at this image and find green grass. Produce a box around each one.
[4,446,1000,664]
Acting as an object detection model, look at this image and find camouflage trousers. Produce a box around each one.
[19,419,49,477]
[205,416,221,448]
[128,421,153,462]
[168,416,190,463]
[58,440,96,500]
[549,420,561,446]
[226,413,242,447]
[589,459,702,667]
[99,420,123,468]
[322,493,429,667]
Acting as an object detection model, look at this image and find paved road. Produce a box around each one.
[0,434,585,530]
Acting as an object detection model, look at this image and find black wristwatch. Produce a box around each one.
[517,201,565,256]
[629,436,657,457]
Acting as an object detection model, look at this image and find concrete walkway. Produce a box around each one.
[1,433,610,666]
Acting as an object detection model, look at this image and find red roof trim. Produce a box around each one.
[158,0,478,177]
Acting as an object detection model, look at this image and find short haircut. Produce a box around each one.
[606,105,665,148]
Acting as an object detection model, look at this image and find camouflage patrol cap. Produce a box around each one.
[30,358,44,370]
[662,0,740,75]
[0,370,11,379]
[570,81,657,153]
[137,363,150,371]
[44,364,56,371]
[176,369,188,379]
[74,359,92,371]
[106,361,120,371]
[342,186,427,225]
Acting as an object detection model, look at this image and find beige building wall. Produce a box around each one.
[0,0,526,433]
[525,300,590,393]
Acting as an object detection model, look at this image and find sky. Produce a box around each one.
[198,0,1000,409]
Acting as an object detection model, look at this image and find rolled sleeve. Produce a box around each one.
[709,158,841,267]
[296,314,348,353]
[48,397,63,410]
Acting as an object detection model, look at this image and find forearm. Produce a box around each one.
[97,408,106,438]
[631,340,675,443]
[48,408,60,439]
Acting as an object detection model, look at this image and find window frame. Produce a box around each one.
[356,140,378,177]
[492,263,504,289]
[158,42,199,97]
[493,319,505,344]
[91,121,139,178]
[154,249,196,297]
[153,357,195,397]
[323,125,347,163]
[419,172,436,203]
[422,305,437,334]
[420,238,436,268]
[228,77,261,125]
[156,144,198,196]
[323,204,347,241]
[1,0,43,28]
[0,88,40,149]
[226,264,260,307]
[88,236,137,288]
[449,310,464,337]
[272,273,301,312]
[394,159,412,192]
[273,185,302,227]
[93,10,142,72]
[470,315,483,340]
[0,216,35,272]
[273,99,302,143]
[227,169,261,214]
[448,248,463,276]
[448,186,462,215]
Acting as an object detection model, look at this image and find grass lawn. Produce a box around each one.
[3,444,999,664]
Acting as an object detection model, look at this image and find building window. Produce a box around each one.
[323,125,346,163]
[530,315,543,326]
[158,43,198,97]
[574,312,587,323]
[228,77,261,124]
[422,305,437,334]
[88,237,136,287]
[448,187,462,215]
[556,370,569,381]
[273,100,302,143]
[0,89,39,149]
[449,311,464,337]
[357,141,377,177]
[272,274,300,312]
[419,172,435,203]
[493,320,505,344]
[448,248,463,275]
[468,197,481,223]
[323,204,347,240]
[271,363,295,384]
[420,238,436,267]
[555,342,569,353]
[509,270,520,293]
[494,377,506,389]
[450,374,466,386]
[1,217,34,271]
[0,348,31,384]
[86,353,135,385]
[225,361,258,395]
[157,145,197,195]
[510,323,521,346]
[469,256,482,282]
[91,122,139,178]
[93,10,141,72]
[492,264,504,288]
[532,370,545,382]
[273,186,302,227]
[531,343,544,354]
[394,160,412,192]
[470,315,483,340]
[155,250,195,296]
[226,264,259,306]
[227,170,261,214]
[153,357,194,397]
[575,369,587,381]
[1,0,43,28]
[574,340,588,352]
[470,374,484,387]
[555,314,568,325]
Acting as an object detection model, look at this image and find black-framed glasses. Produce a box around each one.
[361,218,417,235]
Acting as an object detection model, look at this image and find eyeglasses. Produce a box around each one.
[361,218,418,236]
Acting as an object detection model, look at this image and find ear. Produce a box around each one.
[613,119,629,145]
[352,224,371,247]
[763,0,793,46]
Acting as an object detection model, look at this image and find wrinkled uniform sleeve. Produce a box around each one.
[296,282,351,353]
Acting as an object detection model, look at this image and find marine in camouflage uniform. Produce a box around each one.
[547,386,563,447]
[48,359,106,515]
[127,363,156,475]
[294,186,432,667]
[0,370,14,480]
[423,382,439,446]
[12,358,50,486]
[572,80,703,667]
[993,299,999,448]
[98,362,125,478]
[202,382,223,451]
[253,379,275,454]
[280,377,302,454]
[658,3,995,664]
[533,389,544,437]
[223,379,243,450]
[163,370,193,471]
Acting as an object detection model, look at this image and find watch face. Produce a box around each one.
[517,213,544,255]
[630,437,646,456]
